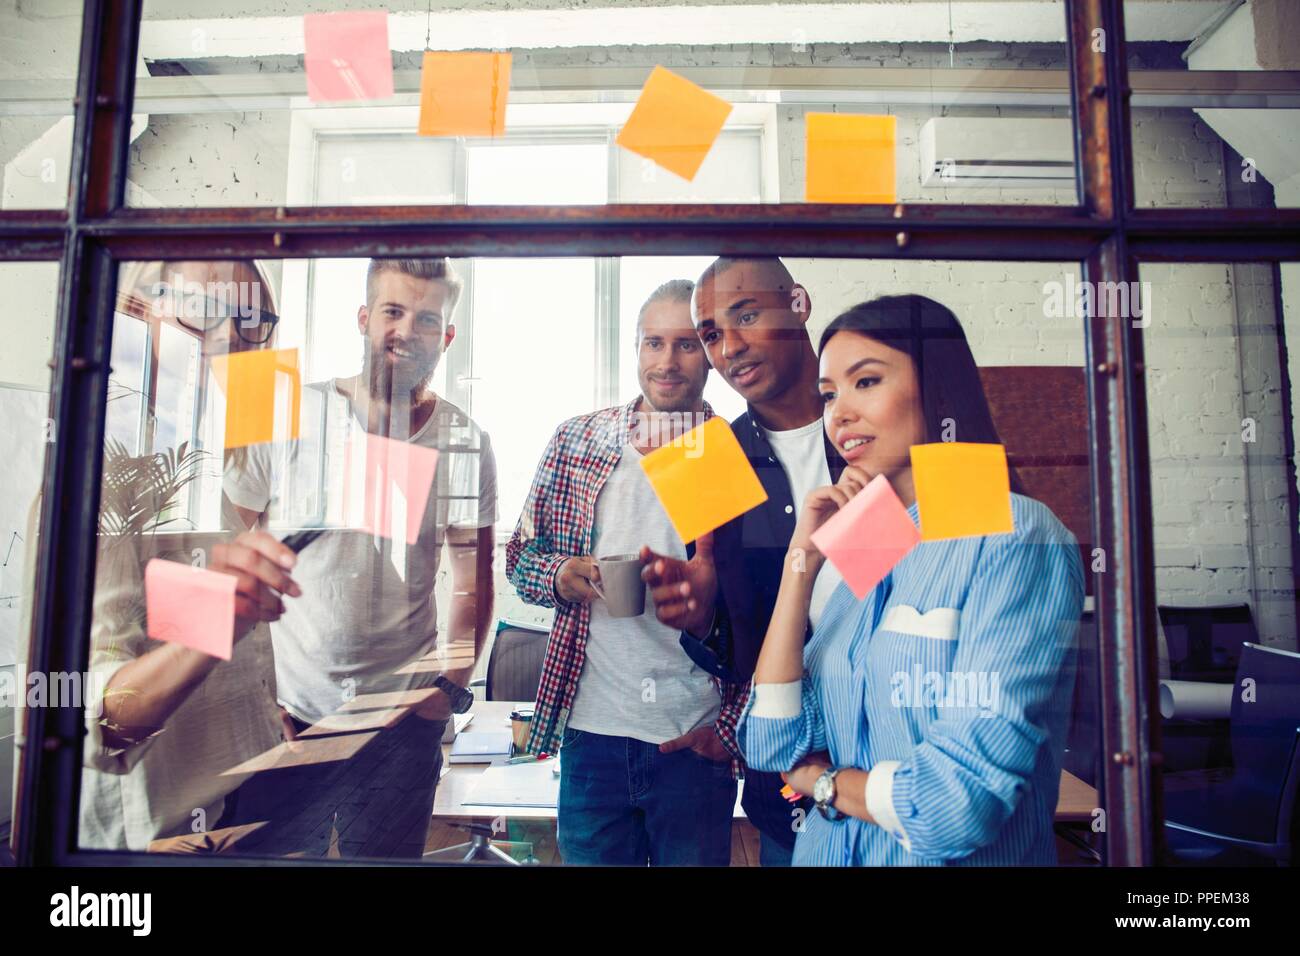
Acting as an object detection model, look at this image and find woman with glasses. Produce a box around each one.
[74,259,305,852]
[736,295,1084,866]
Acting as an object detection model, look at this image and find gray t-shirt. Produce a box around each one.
[224,382,497,724]
[567,443,720,744]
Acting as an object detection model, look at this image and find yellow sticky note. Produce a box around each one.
[910,442,1015,541]
[616,66,733,181]
[209,348,301,449]
[639,417,767,545]
[418,51,511,137]
[805,113,896,204]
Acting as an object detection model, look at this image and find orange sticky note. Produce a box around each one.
[303,11,394,103]
[144,559,238,661]
[344,433,440,546]
[805,113,897,204]
[209,348,301,450]
[639,417,767,545]
[910,442,1015,541]
[418,51,511,137]
[810,474,920,599]
[616,66,733,181]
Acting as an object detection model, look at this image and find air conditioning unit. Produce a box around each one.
[920,117,1074,188]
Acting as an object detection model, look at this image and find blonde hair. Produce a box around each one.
[365,258,463,315]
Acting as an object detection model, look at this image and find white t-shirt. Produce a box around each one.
[223,382,498,724]
[74,532,284,851]
[761,419,845,628]
[567,444,720,744]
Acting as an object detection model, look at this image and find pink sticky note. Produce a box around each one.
[303,11,395,103]
[810,474,920,600]
[144,559,238,661]
[345,433,440,546]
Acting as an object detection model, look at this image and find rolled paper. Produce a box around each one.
[1158,680,1233,720]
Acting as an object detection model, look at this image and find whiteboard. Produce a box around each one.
[0,383,49,667]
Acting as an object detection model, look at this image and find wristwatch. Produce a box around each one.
[432,675,474,715]
[813,768,845,821]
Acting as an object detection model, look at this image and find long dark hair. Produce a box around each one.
[818,294,1025,494]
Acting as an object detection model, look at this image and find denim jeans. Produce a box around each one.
[557,727,736,866]
[221,711,447,859]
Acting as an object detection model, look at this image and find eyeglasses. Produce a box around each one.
[169,293,280,345]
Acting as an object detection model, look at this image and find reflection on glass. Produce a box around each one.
[104,0,1103,207]
[62,255,1130,867]
[1140,261,1300,865]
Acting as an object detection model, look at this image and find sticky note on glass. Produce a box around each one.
[639,417,767,544]
[911,442,1015,541]
[209,348,301,450]
[810,474,920,599]
[345,433,440,546]
[805,113,897,204]
[145,559,238,661]
[616,66,733,181]
[303,11,394,103]
[418,51,511,137]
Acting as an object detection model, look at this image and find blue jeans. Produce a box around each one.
[557,727,736,866]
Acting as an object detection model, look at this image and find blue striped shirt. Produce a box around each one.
[737,493,1084,866]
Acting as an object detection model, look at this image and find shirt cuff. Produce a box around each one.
[866,760,913,853]
[749,681,802,718]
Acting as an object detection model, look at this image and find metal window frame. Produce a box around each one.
[7,0,1300,868]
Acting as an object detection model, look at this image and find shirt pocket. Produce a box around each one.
[868,605,964,740]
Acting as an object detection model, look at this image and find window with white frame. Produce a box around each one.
[285,103,773,529]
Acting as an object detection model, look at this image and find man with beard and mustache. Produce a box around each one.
[640,257,847,866]
[506,279,740,866]
[222,258,497,859]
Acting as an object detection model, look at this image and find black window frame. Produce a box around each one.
[5,0,1299,867]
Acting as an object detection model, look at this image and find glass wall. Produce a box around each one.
[113,0,1090,208]
[73,253,1111,864]
[0,260,61,853]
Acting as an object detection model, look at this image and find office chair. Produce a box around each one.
[1163,642,1300,865]
[1158,604,1256,683]
[484,619,549,702]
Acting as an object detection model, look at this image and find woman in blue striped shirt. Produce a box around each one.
[737,295,1084,866]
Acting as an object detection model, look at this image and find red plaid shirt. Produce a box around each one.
[505,397,747,776]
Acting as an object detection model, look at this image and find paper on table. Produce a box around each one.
[638,416,767,544]
[303,10,394,103]
[342,432,439,546]
[1159,680,1233,720]
[805,113,897,204]
[464,760,560,809]
[615,66,733,181]
[810,474,920,599]
[144,559,238,661]
[911,442,1015,541]
[208,348,301,450]
[418,51,511,137]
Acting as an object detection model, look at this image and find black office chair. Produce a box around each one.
[1163,642,1300,865]
[483,619,549,702]
[1158,604,1255,683]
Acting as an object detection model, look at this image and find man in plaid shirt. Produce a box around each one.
[507,279,744,865]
